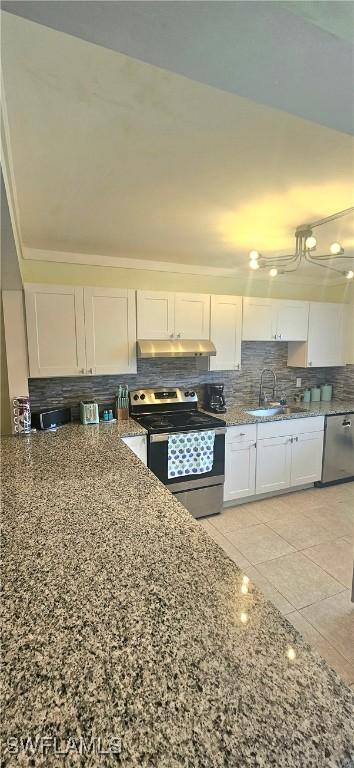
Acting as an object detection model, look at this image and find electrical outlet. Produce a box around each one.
[295,377,302,388]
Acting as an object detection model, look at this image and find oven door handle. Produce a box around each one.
[150,427,226,443]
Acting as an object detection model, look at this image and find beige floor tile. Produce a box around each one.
[247,495,316,524]
[306,505,354,539]
[226,523,295,565]
[302,537,354,588]
[268,514,334,550]
[258,551,345,609]
[243,565,294,615]
[210,504,264,534]
[300,590,354,664]
[286,611,354,685]
[201,522,252,569]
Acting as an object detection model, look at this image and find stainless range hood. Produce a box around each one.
[137,339,216,358]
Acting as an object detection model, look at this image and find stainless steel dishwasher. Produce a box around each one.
[318,412,354,485]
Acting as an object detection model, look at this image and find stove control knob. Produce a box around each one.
[189,391,196,398]
[140,394,146,400]
[184,391,190,397]
[133,394,139,401]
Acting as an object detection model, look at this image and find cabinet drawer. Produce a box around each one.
[226,424,257,444]
[258,416,324,439]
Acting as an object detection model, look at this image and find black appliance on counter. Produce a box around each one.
[130,387,226,518]
[31,407,72,430]
[205,384,226,414]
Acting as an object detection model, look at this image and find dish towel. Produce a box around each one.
[168,430,215,479]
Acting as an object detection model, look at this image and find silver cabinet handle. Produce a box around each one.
[279,333,282,339]
[169,333,174,338]
[81,368,85,374]
[176,332,181,338]
[308,361,312,367]
[343,421,351,428]
[240,432,246,436]
[90,367,94,375]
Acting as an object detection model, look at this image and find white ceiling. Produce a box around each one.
[1,7,354,281]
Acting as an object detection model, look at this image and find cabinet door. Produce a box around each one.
[290,432,324,486]
[224,440,256,501]
[136,291,174,339]
[242,297,274,341]
[84,288,136,375]
[256,435,292,494]
[210,295,242,371]
[25,284,86,377]
[174,293,210,339]
[121,435,147,465]
[307,302,345,367]
[275,300,309,341]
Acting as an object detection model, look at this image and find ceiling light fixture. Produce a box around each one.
[330,241,343,256]
[248,207,354,279]
[305,235,317,251]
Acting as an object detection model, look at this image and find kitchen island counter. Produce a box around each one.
[1,425,354,766]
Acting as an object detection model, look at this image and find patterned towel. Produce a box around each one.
[168,430,215,479]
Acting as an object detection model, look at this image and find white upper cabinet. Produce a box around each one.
[136,291,174,339]
[288,302,346,367]
[242,297,274,341]
[242,297,309,341]
[273,300,309,341]
[174,293,210,339]
[137,290,210,339]
[210,295,242,371]
[25,284,86,377]
[84,288,137,375]
[25,284,137,377]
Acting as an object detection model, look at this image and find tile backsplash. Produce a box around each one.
[28,342,354,418]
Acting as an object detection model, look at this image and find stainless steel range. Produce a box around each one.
[129,387,226,518]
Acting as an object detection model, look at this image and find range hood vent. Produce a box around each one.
[137,339,216,359]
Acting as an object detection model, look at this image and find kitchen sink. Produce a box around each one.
[244,405,307,418]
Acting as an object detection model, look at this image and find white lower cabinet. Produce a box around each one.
[223,425,257,501]
[255,416,324,495]
[121,435,147,465]
[290,432,324,486]
[256,435,292,494]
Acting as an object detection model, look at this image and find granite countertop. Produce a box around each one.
[212,399,354,427]
[1,427,354,766]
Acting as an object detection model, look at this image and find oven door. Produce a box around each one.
[148,427,225,491]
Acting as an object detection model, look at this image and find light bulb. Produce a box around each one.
[269,268,278,277]
[305,235,317,251]
[241,583,248,595]
[249,260,260,270]
[242,575,250,585]
[346,270,354,279]
[330,242,342,255]
[240,612,248,624]
[286,647,296,661]
[249,250,260,261]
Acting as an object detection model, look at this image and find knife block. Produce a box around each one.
[117,407,129,421]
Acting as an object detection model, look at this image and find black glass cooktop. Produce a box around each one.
[135,410,226,434]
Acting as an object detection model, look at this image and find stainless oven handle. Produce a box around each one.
[150,427,226,443]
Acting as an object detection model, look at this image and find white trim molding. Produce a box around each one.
[22,247,238,277]
[21,246,346,284]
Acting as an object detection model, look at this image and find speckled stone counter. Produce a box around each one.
[215,399,354,427]
[1,426,354,767]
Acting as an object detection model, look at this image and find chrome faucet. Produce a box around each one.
[259,368,277,406]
